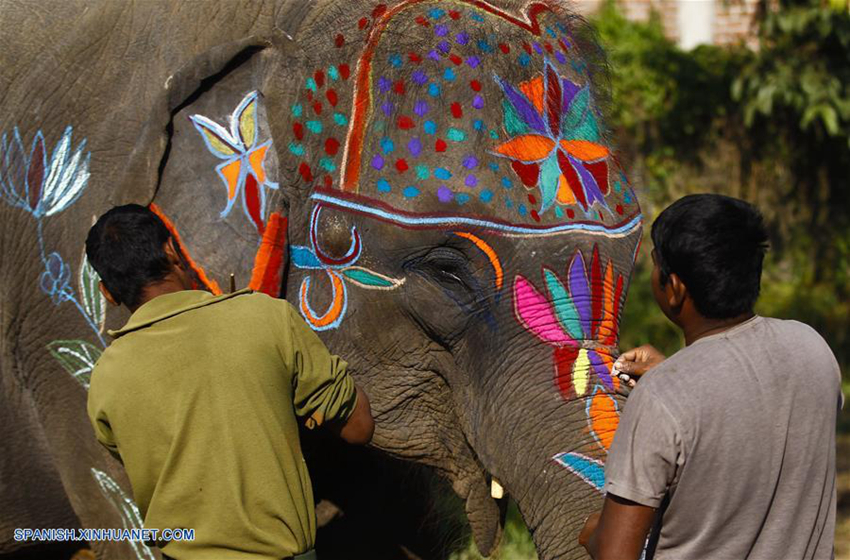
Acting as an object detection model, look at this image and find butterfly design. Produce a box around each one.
[190,91,278,235]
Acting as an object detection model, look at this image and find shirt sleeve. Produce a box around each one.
[604,382,684,508]
[86,373,119,454]
[284,303,357,429]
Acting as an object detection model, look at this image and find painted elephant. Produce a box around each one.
[0,1,642,559]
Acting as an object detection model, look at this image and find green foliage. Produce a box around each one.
[448,501,537,560]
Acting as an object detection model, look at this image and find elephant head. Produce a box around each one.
[0,1,640,558]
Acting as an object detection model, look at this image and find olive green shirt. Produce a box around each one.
[87,289,356,559]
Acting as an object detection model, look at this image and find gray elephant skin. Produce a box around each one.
[0,1,642,559]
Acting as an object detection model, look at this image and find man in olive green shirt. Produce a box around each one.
[85,204,374,560]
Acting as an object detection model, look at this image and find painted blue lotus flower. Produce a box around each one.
[0,126,90,218]
[40,252,73,304]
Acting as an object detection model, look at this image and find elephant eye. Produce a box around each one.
[404,247,476,295]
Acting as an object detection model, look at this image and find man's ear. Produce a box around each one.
[666,272,688,312]
[99,281,120,307]
[163,238,183,269]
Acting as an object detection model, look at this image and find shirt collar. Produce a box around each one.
[109,288,253,338]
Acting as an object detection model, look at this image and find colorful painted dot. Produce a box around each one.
[472,95,483,109]
[306,78,318,92]
[498,43,510,54]
[334,34,345,48]
[449,53,463,65]
[518,53,530,67]
[381,137,395,153]
[408,137,422,157]
[473,119,484,130]
[291,103,303,117]
[489,129,498,139]
[435,139,446,152]
[328,66,340,81]
[434,167,452,180]
[447,128,467,142]
[378,76,392,93]
[533,42,544,54]
[505,199,514,208]
[437,185,453,202]
[449,10,460,19]
[428,83,441,97]
[414,100,429,117]
[456,193,471,205]
[374,120,386,132]
[415,165,429,180]
[467,56,481,68]
[437,41,451,54]
[395,158,409,173]
[412,70,428,85]
[501,176,513,188]
[624,192,632,204]
[381,101,394,116]
[554,207,564,219]
[377,179,391,193]
[470,12,484,22]
[371,155,385,170]
[555,51,567,65]
[567,208,575,219]
[480,190,494,202]
[325,138,340,155]
[389,53,403,67]
[614,180,622,193]
[616,204,624,215]
[465,174,478,187]
[333,112,348,126]
[443,68,456,82]
[451,102,463,118]
[424,120,437,135]
[556,22,568,33]
[518,204,528,216]
[288,142,304,156]
[319,157,336,172]
[462,155,478,169]
[403,186,420,198]
[456,32,469,45]
[397,115,415,129]
[546,26,557,38]
[428,50,440,61]
[429,7,446,19]
[393,80,406,95]
[488,162,499,172]
[477,40,493,53]
[306,120,322,134]
[435,24,448,37]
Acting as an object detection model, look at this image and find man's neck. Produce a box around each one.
[682,312,755,346]
[129,276,189,312]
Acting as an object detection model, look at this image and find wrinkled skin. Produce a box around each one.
[0,1,641,559]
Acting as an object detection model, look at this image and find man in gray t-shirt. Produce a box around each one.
[579,194,842,560]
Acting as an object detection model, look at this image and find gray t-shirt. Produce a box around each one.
[606,316,841,559]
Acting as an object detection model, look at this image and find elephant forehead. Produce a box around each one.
[287,0,639,229]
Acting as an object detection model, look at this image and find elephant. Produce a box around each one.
[0,0,643,559]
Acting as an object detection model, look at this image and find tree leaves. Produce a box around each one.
[47,339,101,389]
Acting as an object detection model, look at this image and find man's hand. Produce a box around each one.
[579,511,601,549]
[332,385,374,445]
[578,495,655,560]
[614,345,666,387]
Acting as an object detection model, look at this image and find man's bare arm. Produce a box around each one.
[329,385,374,445]
[579,494,656,560]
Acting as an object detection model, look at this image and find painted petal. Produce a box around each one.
[552,452,605,492]
[26,132,46,212]
[299,270,348,331]
[563,87,591,135]
[493,134,555,162]
[217,159,242,205]
[568,250,592,337]
[538,152,561,213]
[518,76,545,114]
[584,159,610,195]
[234,91,259,148]
[573,348,591,396]
[554,345,579,401]
[242,172,264,235]
[5,129,27,203]
[559,140,609,162]
[511,160,540,187]
[590,246,603,340]
[557,149,588,210]
[44,139,89,217]
[545,60,562,138]
[513,275,573,346]
[495,75,546,133]
[568,153,607,209]
[603,274,624,347]
[561,78,581,111]
[290,245,323,269]
[588,350,614,390]
[502,99,530,137]
[599,260,616,343]
[248,143,269,184]
[342,266,403,289]
[190,114,240,158]
[555,173,576,205]
[543,268,583,340]
[588,385,620,451]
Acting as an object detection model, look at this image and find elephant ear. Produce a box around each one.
[122,34,299,299]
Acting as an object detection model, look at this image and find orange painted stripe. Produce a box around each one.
[149,203,222,295]
[299,271,345,328]
[590,390,619,451]
[249,212,287,297]
[453,231,503,292]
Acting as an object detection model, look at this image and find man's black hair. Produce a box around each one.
[651,194,769,319]
[85,204,174,308]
